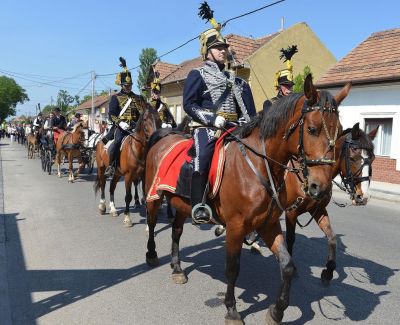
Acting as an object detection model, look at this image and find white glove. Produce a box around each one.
[118,121,129,130]
[162,123,172,129]
[214,115,226,128]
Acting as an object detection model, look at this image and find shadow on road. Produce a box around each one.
[4,210,399,324]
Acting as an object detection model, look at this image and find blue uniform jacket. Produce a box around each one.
[183,69,257,126]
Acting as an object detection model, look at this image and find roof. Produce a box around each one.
[75,93,115,111]
[317,28,400,87]
[161,32,279,85]
[152,61,179,80]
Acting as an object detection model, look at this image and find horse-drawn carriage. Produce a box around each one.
[39,128,56,174]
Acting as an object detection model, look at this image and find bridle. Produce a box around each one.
[284,98,339,194]
[335,133,374,199]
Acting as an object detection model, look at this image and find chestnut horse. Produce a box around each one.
[285,122,377,285]
[27,132,38,159]
[55,121,85,182]
[144,75,348,324]
[94,104,161,227]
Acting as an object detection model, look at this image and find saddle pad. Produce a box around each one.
[146,129,233,202]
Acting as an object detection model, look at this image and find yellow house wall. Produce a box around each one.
[247,22,337,110]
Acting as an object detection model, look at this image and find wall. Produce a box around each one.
[326,83,400,183]
[247,22,337,110]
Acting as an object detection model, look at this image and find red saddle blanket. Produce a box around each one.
[147,131,230,202]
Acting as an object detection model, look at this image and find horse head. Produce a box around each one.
[339,122,377,205]
[283,75,349,200]
[136,103,162,142]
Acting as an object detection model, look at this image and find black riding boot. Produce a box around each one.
[191,172,211,225]
[105,143,117,176]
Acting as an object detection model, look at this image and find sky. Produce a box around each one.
[1,0,399,117]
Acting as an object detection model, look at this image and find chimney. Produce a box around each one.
[280,17,285,31]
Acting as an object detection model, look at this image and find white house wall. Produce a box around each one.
[327,83,400,170]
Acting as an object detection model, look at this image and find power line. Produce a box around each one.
[97,0,286,76]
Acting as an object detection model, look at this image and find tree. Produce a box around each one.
[56,89,75,113]
[0,76,29,122]
[293,66,312,93]
[137,48,158,98]
[42,104,57,115]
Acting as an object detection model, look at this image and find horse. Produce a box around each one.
[55,121,85,183]
[26,132,38,159]
[94,104,161,227]
[284,122,377,285]
[143,75,348,324]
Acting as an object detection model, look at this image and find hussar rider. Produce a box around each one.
[263,45,298,110]
[183,2,256,224]
[149,72,177,128]
[102,57,147,176]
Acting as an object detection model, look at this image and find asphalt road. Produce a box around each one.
[1,140,399,325]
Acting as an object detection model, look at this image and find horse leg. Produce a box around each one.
[285,211,298,275]
[224,224,245,325]
[259,221,295,325]
[166,199,174,223]
[315,208,337,286]
[98,166,107,214]
[170,210,188,284]
[146,199,162,267]
[57,152,62,178]
[109,173,119,217]
[68,153,74,183]
[123,175,133,228]
[133,182,140,207]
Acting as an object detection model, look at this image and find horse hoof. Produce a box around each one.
[123,219,133,228]
[171,272,188,284]
[146,254,159,267]
[110,211,118,218]
[215,226,225,237]
[265,305,282,325]
[225,310,243,325]
[321,269,333,286]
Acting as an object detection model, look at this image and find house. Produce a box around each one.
[317,28,400,184]
[154,22,336,123]
[74,92,116,132]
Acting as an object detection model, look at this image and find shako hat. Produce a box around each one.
[275,45,298,88]
[115,57,132,86]
[198,1,229,60]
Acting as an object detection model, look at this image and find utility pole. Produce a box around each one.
[91,71,96,129]
[50,96,54,106]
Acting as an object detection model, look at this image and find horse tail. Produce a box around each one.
[93,174,101,196]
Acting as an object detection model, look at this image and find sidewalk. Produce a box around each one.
[333,178,400,203]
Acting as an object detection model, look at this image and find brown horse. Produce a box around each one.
[27,132,38,159]
[285,122,377,285]
[55,122,85,182]
[144,75,348,324]
[94,104,161,227]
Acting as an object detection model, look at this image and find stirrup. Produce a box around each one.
[191,203,212,225]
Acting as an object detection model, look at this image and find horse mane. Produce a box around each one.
[134,104,158,133]
[72,121,84,133]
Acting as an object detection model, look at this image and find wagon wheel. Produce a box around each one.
[40,148,46,172]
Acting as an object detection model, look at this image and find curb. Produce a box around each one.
[0,144,12,325]
[332,184,400,204]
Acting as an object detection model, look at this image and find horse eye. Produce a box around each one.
[307,126,317,135]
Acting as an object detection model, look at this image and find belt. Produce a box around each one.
[217,111,238,121]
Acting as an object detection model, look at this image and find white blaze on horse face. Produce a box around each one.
[361,149,370,196]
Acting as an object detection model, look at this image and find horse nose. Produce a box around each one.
[308,182,321,198]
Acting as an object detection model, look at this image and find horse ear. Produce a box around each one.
[368,125,379,140]
[304,74,318,105]
[334,82,352,106]
[351,122,361,140]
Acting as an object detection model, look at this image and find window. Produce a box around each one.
[365,118,392,156]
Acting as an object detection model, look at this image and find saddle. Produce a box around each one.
[147,130,232,202]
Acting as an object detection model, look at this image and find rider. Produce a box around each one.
[263,45,298,110]
[102,57,147,176]
[67,112,83,130]
[51,107,67,144]
[32,112,43,133]
[183,3,256,224]
[148,72,177,128]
